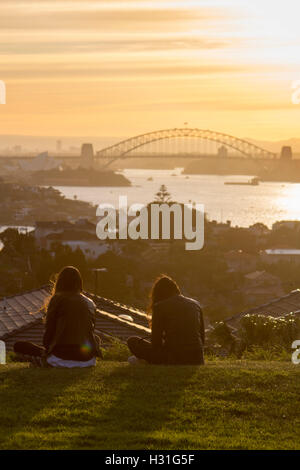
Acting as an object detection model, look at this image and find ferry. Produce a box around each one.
[225,177,260,186]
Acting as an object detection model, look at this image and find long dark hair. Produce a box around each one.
[53,266,83,294]
[42,266,83,319]
[148,274,180,324]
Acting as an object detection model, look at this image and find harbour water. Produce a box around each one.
[51,168,300,228]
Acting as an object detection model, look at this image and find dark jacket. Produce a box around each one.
[43,292,101,361]
[151,294,205,364]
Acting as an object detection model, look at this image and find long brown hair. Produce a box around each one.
[147,274,180,325]
[53,266,83,294]
[42,266,83,319]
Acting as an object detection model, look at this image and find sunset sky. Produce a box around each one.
[0,0,300,141]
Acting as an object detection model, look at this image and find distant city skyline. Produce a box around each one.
[2,133,300,155]
[0,1,299,140]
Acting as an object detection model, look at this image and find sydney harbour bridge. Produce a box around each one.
[95,128,277,168]
[0,128,278,165]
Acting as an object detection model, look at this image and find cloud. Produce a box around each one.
[1,62,244,80]
[0,7,220,31]
[124,100,295,112]
[0,1,240,81]
[0,37,232,55]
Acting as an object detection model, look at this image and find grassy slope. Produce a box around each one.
[0,361,299,450]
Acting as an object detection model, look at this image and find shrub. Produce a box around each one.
[206,321,237,352]
[239,313,300,349]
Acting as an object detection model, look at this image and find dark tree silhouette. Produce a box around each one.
[154,185,172,203]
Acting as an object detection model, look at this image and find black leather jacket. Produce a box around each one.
[151,294,205,364]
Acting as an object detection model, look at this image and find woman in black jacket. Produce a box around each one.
[14,266,101,367]
[127,275,205,365]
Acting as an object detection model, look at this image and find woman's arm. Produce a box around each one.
[90,303,96,330]
[151,304,164,349]
[43,295,60,351]
[199,307,205,346]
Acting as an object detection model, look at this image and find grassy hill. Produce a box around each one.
[0,360,299,450]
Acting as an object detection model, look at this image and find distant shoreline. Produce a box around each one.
[183,159,300,183]
[30,168,132,187]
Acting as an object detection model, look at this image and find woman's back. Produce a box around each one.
[127,275,205,365]
[152,294,205,364]
[44,292,98,361]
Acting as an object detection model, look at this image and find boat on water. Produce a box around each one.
[225,177,260,186]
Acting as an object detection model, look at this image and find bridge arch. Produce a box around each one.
[96,128,276,166]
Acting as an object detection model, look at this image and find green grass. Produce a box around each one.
[0,360,299,449]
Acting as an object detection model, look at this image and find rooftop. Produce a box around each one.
[0,287,49,340]
[265,249,300,255]
[35,221,73,229]
[0,286,150,349]
[226,289,300,327]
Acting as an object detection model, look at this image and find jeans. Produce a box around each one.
[127,336,204,365]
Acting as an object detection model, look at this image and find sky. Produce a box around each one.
[0,0,300,142]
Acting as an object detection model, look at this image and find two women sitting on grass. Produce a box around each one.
[14,266,205,368]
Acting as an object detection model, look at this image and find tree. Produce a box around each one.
[154,185,172,203]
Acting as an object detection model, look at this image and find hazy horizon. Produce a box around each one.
[1,133,300,154]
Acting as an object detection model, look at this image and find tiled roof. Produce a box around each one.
[35,221,73,229]
[0,287,49,340]
[0,286,150,348]
[87,292,149,329]
[226,289,300,327]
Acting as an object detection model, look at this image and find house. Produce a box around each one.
[73,218,96,234]
[34,219,111,259]
[261,249,300,265]
[272,221,300,232]
[242,270,284,305]
[226,288,300,328]
[0,286,150,351]
[209,220,232,236]
[15,207,32,220]
[34,221,74,248]
[59,240,109,259]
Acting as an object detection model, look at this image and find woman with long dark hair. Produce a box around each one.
[14,266,102,368]
[127,275,205,365]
